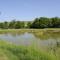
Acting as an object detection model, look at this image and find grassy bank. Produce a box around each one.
[0,28,60,33]
[0,41,59,60]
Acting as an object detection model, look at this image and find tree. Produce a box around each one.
[27,22,32,28]
[38,17,49,28]
[15,21,21,29]
[20,22,25,28]
[3,21,8,29]
[0,23,4,29]
[9,20,16,29]
[31,18,40,28]
[31,17,49,28]
[50,17,60,28]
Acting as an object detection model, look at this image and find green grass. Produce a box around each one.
[0,28,60,34]
[0,40,59,60]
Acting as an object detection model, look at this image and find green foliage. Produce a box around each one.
[27,22,32,28]
[0,41,58,60]
[15,21,21,29]
[0,20,25,29]
[3,21,9,29]
[0,17,60,29]
[0,23,4,28]
[30,17,60,28]
[8,20,16,29]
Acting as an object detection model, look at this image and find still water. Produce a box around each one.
[0,31,60,48]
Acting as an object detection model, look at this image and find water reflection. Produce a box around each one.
[0,31,60,57]
[0,31,60,49]
[31,31,60,40]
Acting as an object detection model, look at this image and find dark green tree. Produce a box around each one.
[0,23,4,29]
[15,21,21,29]
[9,20,16,29]
[3,21,8,29]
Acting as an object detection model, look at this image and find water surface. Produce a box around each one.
[0,31,60,50]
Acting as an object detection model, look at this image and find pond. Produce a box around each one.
[0,31,60,50]
[0,30,60,60]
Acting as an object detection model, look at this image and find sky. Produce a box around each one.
[0,0,60,21]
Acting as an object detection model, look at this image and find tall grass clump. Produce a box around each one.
[0,40,58,60]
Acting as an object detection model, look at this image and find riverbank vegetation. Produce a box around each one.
[0,41,59,60]
[0,17,60,29]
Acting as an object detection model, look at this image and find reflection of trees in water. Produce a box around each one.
[0,31,8,34]
[9,32,25,37]
[30,31,60,56]
[31,31,60,40]
[49,32,60,39]
[29,31,49,40]
[0,31,25,37]
[56,40,60,47]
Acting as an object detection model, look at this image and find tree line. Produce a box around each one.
[0,17,60,29]
[0,20,25,29]
[29,17,60,28]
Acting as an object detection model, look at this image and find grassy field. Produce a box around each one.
[0,41,58,60]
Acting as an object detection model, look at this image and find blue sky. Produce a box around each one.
[0,0,60,21]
